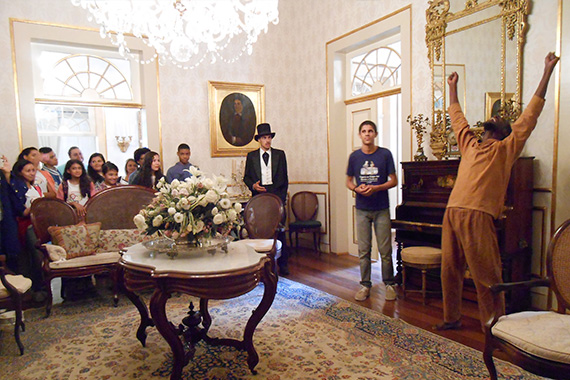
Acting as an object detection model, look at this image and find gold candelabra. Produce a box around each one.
[115,136,132,153]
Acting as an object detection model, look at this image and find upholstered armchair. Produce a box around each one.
[483,219,570,380]
[0,255,32,355]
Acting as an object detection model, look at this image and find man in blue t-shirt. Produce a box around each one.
[346,120,398,302]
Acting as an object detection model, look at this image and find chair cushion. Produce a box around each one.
[0,274,32,298]
[97,229,151,253]
[48,223,101,259]
[290,220,322,229]
[492,311,570,364]
[242,239,282,253]
[49,252,121,269]
[401,246,442,265]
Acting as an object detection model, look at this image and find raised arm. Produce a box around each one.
[447,72,459,105]
[535,52,559,99]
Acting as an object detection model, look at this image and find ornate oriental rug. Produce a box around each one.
[0,278,546,380]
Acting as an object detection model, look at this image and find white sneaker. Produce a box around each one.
[354,286,370,301]
[385,284,397,301]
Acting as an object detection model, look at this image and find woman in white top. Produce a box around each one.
[57,159,95,218]
[18,147,56,198]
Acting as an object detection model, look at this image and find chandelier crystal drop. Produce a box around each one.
[71,0,279,69]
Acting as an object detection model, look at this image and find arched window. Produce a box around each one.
[351,44,401,96]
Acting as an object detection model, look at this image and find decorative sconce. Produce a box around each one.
[115,136,132,153]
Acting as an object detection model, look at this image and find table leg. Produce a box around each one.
[149,289,187,380]
[243,260,278,374]
[118,266,154,347]
[200,298,211,332]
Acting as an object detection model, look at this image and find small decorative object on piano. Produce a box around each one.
[133,167,243,251]
[407,113,430,161]
[430,110,449,160]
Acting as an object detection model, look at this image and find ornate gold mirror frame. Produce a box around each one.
[425,0,530,159]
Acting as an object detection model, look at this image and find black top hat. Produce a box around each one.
[254,123,276,141]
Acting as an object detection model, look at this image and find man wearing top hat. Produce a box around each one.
[244,123,290,275]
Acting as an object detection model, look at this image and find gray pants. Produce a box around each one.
[355,208,394,288]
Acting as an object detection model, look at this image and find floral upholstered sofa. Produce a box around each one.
[30,186,156,316]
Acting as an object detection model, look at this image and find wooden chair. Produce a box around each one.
[0,255,32,355]
[288,191,321,255]
[483,219,570,380]
[243,193,284,272]
[85,185,156,229]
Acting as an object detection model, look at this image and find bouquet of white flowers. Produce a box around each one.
[133,167,243,243]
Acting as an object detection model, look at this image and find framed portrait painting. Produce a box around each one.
[208,81,265,157]
[485,92,514,121]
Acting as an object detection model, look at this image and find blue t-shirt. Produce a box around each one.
[346,147,395,211]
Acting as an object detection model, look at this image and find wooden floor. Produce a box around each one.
[285,247,487,353]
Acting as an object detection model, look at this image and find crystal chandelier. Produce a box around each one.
[71,0,279,69]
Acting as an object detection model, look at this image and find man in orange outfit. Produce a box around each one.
[435,52,559,331]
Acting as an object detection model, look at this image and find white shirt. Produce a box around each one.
[66,181,89,206]
[259,148,272,186]
[35,170,49,194]
[25,185,42,209]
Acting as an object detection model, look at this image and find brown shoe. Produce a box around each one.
[433,320,462,331]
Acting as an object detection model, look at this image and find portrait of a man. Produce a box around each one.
[219,93,257,147]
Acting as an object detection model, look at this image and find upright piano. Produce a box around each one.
[392,158,534,312]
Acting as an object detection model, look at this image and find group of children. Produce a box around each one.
[0,143,196,275]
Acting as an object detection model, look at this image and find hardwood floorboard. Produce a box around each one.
[286,248,487,353]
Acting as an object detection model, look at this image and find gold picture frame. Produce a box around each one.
[485,92,514,121]
[208,81,265,157]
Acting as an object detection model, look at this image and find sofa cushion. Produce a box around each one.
[47,223,101,259]
[48,252,121,269]
[97,229,151,253]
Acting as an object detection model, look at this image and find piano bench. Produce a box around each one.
[401,246,442,305]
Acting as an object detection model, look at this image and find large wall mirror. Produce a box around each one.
[425,0,530,158]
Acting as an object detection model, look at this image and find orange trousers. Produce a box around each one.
[441,208,505,329]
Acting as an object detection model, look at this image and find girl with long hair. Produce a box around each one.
[57,159,95,218]
[132,151,164,189]
[87,153,106,192]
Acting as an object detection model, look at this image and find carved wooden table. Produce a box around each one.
[119,241,278,380]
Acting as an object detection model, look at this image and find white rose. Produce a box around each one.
[201,178,212,189]
[213,213,224,225]
[174,212,184,223]
[218,198,231,209]
[211,207,219,215]
[198,195,208,206]
[179,188,189,196]
[171,189,180,197]
[168,207,176,215]
[204,189,219,204]
[152,215,163,227]
[227,209,237,221]
[178,198,190,210]
[133,214,147,231]
[170,179,180,188]
[234,202,243,213]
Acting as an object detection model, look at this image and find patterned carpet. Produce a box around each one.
[0,278,546,380]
